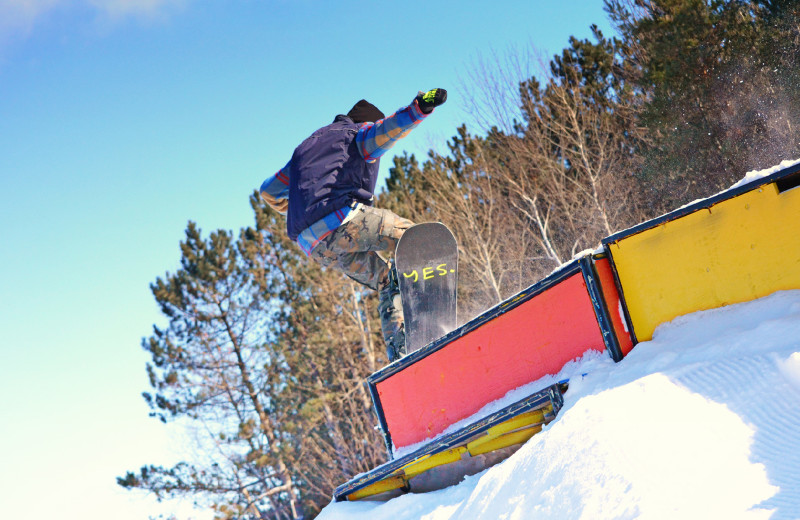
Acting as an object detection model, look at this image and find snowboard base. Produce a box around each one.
[395,223,458,354]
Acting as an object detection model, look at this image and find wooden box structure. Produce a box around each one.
[603,163,800,343]
[335,161,800,502]
[334,253,633,501]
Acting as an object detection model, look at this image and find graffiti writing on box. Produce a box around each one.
[402,263,455,283]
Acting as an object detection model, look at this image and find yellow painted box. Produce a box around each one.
[603,164,800,343]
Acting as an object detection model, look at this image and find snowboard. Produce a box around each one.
[395,222,458,354]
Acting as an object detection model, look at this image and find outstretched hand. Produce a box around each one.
[416,88,447,113]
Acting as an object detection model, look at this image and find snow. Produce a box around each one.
[318,290,800,520]
[618,300,629,333]
[728,159,800,190]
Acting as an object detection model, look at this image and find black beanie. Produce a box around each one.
[347,99,385,124]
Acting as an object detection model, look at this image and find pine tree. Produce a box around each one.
[606,0,800,210]
[119,214,302,519]
[121,196,389,519]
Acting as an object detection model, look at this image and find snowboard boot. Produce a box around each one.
[379,261,406,362]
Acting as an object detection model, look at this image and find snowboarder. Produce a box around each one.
[259,88,448,361]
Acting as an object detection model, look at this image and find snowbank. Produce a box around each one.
[318,290,800,519]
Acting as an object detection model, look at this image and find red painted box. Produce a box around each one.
[368,254,631,451]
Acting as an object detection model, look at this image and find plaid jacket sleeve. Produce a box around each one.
[355,97,431,162]
[259,161,291,214]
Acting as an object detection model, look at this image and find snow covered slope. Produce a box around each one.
[318,290,800,520]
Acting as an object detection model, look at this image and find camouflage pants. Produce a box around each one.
[309,205,414,360]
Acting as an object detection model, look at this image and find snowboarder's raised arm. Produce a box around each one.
[259,160,291,215]
[355,89,447,162]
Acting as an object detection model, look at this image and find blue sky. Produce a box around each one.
[0,1,614,518]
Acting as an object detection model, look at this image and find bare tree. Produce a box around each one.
[464,39,647,266]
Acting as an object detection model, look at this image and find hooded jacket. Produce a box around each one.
[286,115,380,241]
[260,96,431,253]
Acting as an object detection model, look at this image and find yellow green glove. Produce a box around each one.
[416,88,447,113]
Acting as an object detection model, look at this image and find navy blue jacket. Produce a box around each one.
[286,115,380,241]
